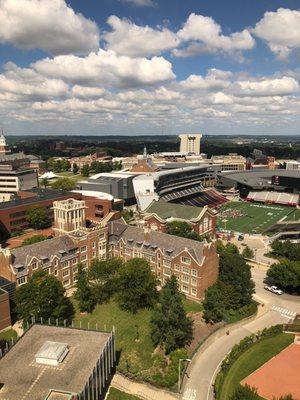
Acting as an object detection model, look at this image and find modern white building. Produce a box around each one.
[0,166,38,202]
[286,160,300,170]
[179,134,202,155]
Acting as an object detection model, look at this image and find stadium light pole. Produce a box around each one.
[178,358,192,393]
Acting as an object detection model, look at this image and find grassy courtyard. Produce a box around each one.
[73,298,202,383]
[107,388,140,400]
[216,332,294,400]
[0,329,18,342]
[218,201,294,234]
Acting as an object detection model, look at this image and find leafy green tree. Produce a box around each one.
[15,270,74,325]
[72,163,79,174]
[60,159,71,172]
[40,177,49,188]
[51,177,75,191]
[267,260,300,294]
[230,384,260,400]
[81,164,90,177]
[219,250,255,306]
[116,258,158,313]
[270,240,300,261]
[166,221,203,241]
[26,206,51,230]
[22,234,48,246]
[151,276,193,353]
[75,264,95,313]
[242,246,254,259]
[89,258,123,303]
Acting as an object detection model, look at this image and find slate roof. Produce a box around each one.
[144,199,203,220]
[108,220,205,264]
[11,236,77,269]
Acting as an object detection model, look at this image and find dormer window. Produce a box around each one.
[32,262,38,270]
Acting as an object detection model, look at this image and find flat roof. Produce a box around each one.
[0,324,111,400]
[219,169,300,187]
[72,189,113,201]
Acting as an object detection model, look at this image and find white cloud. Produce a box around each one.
[234,76,299,97]
[0,0,99,55]
[71,85,106,99]
[119,0,156,7]
[253,8,300,59]
[180,69,232,91]
[175,13,255,57]
[33,50,175,88]
[104,16,179,57]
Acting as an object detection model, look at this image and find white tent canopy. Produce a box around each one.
[39,171,58,180]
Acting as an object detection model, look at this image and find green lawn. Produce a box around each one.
[54,171,85,182]
[0,329,18,342]
[218,333,294,400]
[284,208,300,221]
[73,297,200,380]
[107,388,140,400]
[218,201,294,234]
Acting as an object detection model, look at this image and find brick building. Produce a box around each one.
[0,198,218,301]
[108,221,218,300]
[0,288,11,331]
[143,199,217,237]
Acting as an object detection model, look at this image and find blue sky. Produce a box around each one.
[0,0,300,136]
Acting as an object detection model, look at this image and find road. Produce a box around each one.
[181,267,300,400]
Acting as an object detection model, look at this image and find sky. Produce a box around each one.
[0,0,300,136]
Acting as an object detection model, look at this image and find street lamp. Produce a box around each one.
[178,358,192,393]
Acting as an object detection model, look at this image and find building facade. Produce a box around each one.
[179,134,202,155]
[0,288,11,332]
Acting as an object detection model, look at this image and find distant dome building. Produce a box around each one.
[0,133,11,155]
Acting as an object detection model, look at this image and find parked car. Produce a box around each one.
[264,285,283,295]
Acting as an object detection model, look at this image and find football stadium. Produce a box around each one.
[217,201,297,234]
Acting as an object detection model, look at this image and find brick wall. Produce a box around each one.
[0,290,11,331]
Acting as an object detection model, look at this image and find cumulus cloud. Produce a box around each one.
[180,69,232,91]
[0,0,99,55]
[104,16,179,57]
[33,49,175,88]
[233,76,299,97]
[253,8,300,59]
[175,13,255,57]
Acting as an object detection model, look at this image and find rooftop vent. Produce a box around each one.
[35,341,69,366]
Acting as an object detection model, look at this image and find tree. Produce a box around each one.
[166,221,203,241]
[72,163,79,174]
[26,206,51,230]
[22,234,48,246]
[270,240,300,261]
[89,258,123,303]
[242,246,254,259]
[267,260,300,294]
[81,164,90,177]
[40,177,49,188]
[116,258,158,313]
[15,270,74,325]
[151,276,193,353]
[75,264,95,313]
[230,384,260,400]
[51,177,76,191]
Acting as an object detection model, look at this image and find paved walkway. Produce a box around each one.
[111,373,178,400]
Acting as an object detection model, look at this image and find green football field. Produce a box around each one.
[217,201,295,234]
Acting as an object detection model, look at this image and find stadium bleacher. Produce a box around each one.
[168,188,228,208]
[247,191,299,206]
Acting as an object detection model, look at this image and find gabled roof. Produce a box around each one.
[11,236,77,269]
[108,220,205,264]
[144,199,204,221]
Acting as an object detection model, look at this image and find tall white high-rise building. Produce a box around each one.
[179,134,202,155]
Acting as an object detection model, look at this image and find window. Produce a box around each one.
[191,269,198,277]
[174,264,180,271]
[72,258,77,265]
[62,269,69,277]
[63,279,70,287]
[31,262,38,270]
[54,259,58,266]
[181,275,189,283]
[81,254,87,261]
[73,274,78,283]
[164,268,171,276]
[92,251,96,258]
[17,276,27,285]
[80,246,87,253]
[92,241,96,248]
[181,256,191,265]
[181,266,190,274]
[62,261,69,268]
[181,284,189,293]
[191,288,197,296]
[191,278,197,286]
[73,266,78,273]
[54,269,58,276]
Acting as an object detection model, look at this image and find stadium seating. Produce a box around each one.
[247,191,299,206]
[168,188,228,208]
